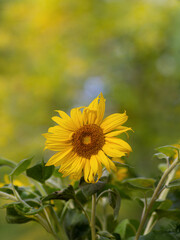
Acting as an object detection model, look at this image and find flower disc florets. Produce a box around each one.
[72,124,105,159]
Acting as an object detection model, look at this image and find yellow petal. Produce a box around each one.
[105,127,132,137]
[83,108,97,125]
[96,157,102,180]
[83,93,106,125]
[102,144,126,158]
[97,150,110,172]
[42,133,72,142]
[48,126,72,135]
[105,137,132,152]
[54,151,75,167]
[101,112,128,133]
[70,107,84,128]
[84,159,91,183]
[46,147,73,166]
[89,155,99,183]
[59,154,77,172]
[95,93,106,125]
[62,156,84,178]
[52,116,76,131]
[97,150,116,172]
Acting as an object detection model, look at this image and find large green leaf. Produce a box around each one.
[116,178,155,199]
[115,219,137,240]
[122,178,155,189]
[26,160,54,183]
[64,209,89,240]
[10,157,33,177]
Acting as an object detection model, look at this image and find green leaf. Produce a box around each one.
[42,185,75,202]
[26,161,54,184]
[64,209,89,240]
[138,230,180,240]
[114,219,137,240]
[6,205,34,224]
[154,153,168,160]
[10,157,33,177]
[156,145,179,158]
[97,231,116,240]
[147,199,172,215]
[79,170,109,198]
[0,158,16,168]
[108,190,121,220]
[0,185,13,194]
[155,209,180,223]
[122,178,156,190]
[14,203,49,216]
[166,179,180,190]
[129,218,180,240]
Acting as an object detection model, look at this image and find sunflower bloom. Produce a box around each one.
[43,93,132,183]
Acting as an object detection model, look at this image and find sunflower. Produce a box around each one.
[43,93,132,183]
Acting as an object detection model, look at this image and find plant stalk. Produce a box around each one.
[91,194,96,240]
[135,157,179,240]
[144,163,178,235]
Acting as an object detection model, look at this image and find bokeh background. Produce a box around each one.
[0,0,180,239]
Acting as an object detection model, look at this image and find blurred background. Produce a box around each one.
[0,0,180,239]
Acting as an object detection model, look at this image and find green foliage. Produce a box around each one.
[137,219,180,240]
[26,160,54,184]
[42,185,75,202]
[79,171,108,198]
[1,145,180,240]
[0,158,16,168]
[156,145,179,158]
[64,209,89,240]
[115,219,137,240]
[6,205,34,224]
[10,157,33,177]
[108,190,121,221]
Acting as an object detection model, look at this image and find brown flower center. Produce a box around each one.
[72,124,105,159]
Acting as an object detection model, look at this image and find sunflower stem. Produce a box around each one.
[91,194,96,240]
[135,157,179,240]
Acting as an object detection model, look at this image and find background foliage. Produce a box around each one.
[0,0,180,239]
